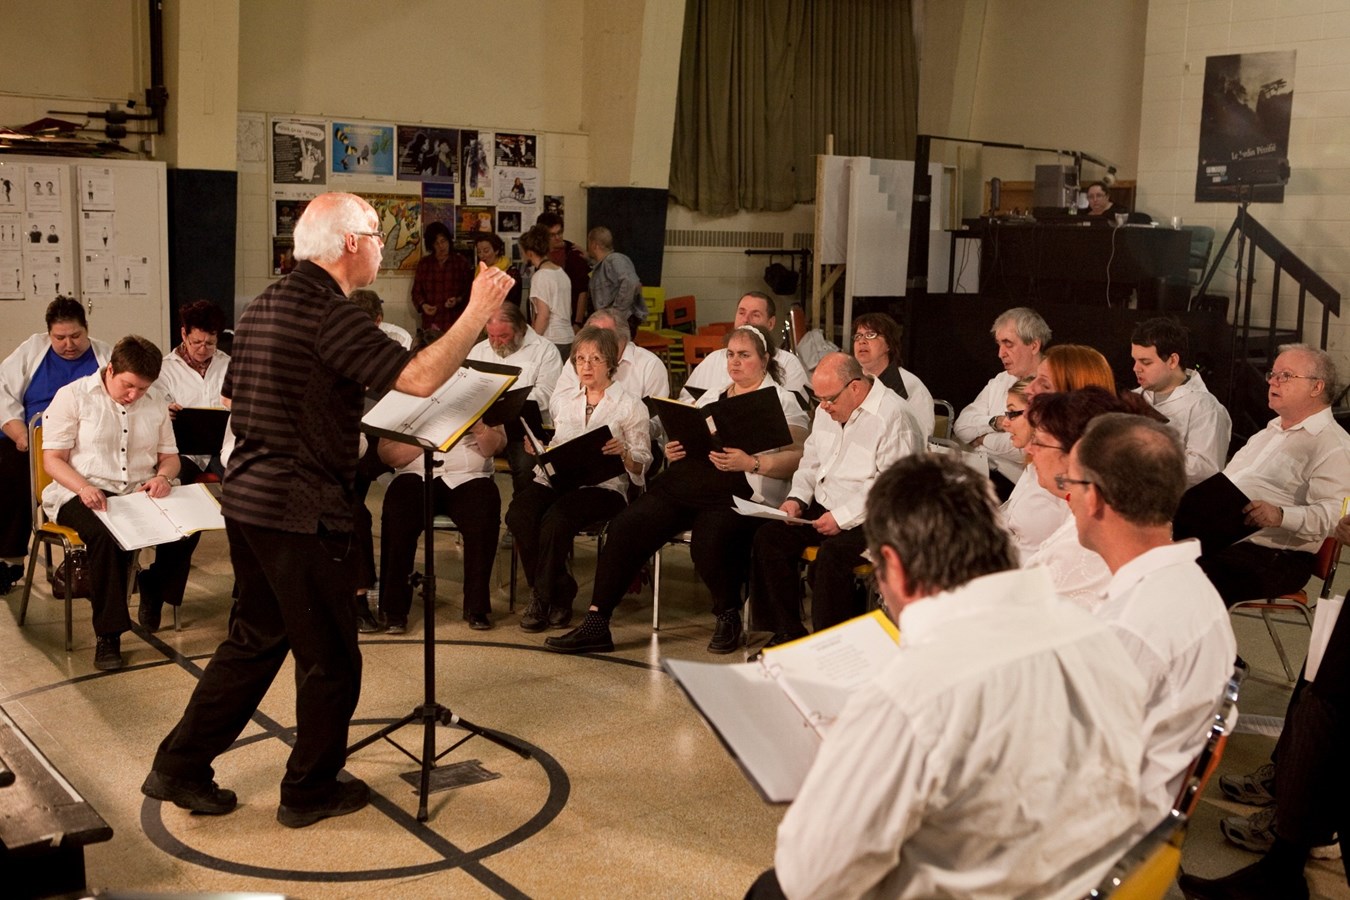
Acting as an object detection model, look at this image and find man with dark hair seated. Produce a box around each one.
[750,454,1146,899]
[41,335,200,669]
[1128,316,1230,485]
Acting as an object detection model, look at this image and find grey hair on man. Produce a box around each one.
[586,308,631,343]
[1279,342,1337,402]
[991,306,1052,348]
[292,193,374,264]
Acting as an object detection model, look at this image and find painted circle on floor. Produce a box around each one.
[139,720,569,882]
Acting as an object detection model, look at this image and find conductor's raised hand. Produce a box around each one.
[467,261,514,316]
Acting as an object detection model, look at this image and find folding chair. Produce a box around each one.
[663,295,696,333]
[1083,811,1187,899]
[17,414,149,651]
[932,399,956,440]
[1171,667,1241,818]
[1229,536,1340,681]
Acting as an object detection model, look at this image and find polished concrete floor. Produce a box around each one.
[1,480,1346,898]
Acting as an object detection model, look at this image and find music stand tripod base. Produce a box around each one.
[347,435,531,822]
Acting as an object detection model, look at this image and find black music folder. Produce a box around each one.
[649,390,793,461]
[1173,473,1258,556]
[527,424,625,493]
[481,386,545,441]
[172,407,229,456]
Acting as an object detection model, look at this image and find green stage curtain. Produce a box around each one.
[669,0,918,216]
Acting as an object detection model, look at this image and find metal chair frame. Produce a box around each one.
[1229,536,1340,682]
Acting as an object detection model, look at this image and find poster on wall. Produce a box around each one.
[494,132,537,168]
[457,205,495,238]
[82,251,114,294]
[25,165,63,212]
[238,113,267,173]
[0,161,23,211]
[421,182,457,238]
[543,195,564,217]
[397,125,459,184]
[273,237,295,276]
[461,130,493,202]
[26,250,71,298]
[496,210,522,234]
[272,117,328,185]
[494,167,538,206]
[274,198,312,237]
[0,212,21,298]
[331,122,395,180]
[79,211,115,254]
[1195,50,1295,203]
[360,192,422,271]
[77,167,115,211]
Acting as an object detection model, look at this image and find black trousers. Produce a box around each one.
[505,482,624,608]
[57,497,199,636]
[590,485,762,619]
[1197,541,1317,607]
[0,438,31,557]
[379,474,500,621]
[1271,596,1350,864]
[152,518,361,807]
[750,503,868,634]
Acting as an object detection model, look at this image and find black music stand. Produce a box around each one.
[346,432,530,822]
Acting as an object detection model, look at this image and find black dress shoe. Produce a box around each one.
[142,769,238,815]
[545,621,614,654]
[707,611,743,654]
[277,778,370,829]
[384,619,407,635]
[467,613,492,631]
[94,635,125,671]
[520,597,549,632]
[1178,861,1309,900]
[356,609,381,633]
[548,605,573,629]
[138,595,164,632]
[0,562,23,594]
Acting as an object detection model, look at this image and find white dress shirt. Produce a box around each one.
[695,381,810,506]
[379,321,413,349]
[390,428,495,489]
[557,341,669,400]
[788,380,924,530]
[1223,406,1350,552]
[542,381,651,496]
[681,347,809,401]
[1097,540,1236,833]
[0,332,112,427]
[1025,514,1112,613]
[467,328,564,426]
[887,366,936,437]
[155,348,230,409]
[776,567,1146,900]
[1134,370,1231,485]
[41,371,176,519]
[1001,464,1069,562]
[954,370,1027,481]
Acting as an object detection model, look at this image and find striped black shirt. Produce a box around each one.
[222,261,411,533]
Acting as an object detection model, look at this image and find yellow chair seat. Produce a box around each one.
[800,545,873,577]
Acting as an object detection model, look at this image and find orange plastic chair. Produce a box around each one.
[698,322,733,337]
[664,295,696,333]
[1230,536,1341,681]
[682,334,723,367]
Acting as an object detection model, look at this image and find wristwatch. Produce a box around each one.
[987,415,1001,429]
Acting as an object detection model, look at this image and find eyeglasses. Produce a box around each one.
[185,336,218,349]
[1266,370,1320,385]
[1003,409,1025,420]
[575,355,607,368]
[1054,474,1096,492]
[817,378,860,406]
[852,331,880,343]
[353,231,385,246]
[1028,439,1065,452]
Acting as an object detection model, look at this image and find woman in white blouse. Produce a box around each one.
[999,376,1065,560]
[156,300,231,482]
[545,324,810,656]
[1022,387,1146,612]
[505,326,650,632]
